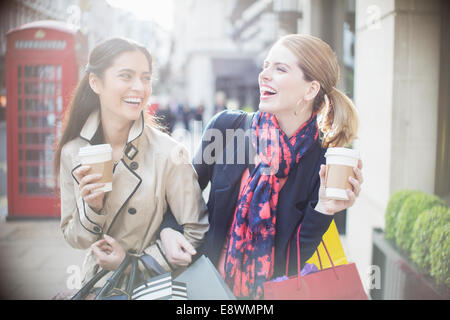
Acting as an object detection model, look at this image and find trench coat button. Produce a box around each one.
[93,226,101,233]
[125,144,138,160]
[128,207,137,215]
[130,161,139,170]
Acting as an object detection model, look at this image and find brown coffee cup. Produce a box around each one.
[78,144,113,192]
[324,147,359,200]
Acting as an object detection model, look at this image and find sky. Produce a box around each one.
[106,0,174,31]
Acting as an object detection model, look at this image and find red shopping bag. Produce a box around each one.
[263,224,367,300]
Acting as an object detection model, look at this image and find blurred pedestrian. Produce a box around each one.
[213,91,226,115]
[168,96,180,129]
[194,102,205,123]
[0,106,5,122]
[159,34,363,299]
[53,38,208,298]
[179,100,191,131]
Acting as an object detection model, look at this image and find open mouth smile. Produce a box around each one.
[122,97,143,105]
[259,85,278,100]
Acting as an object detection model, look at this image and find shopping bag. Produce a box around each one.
[306,220,348,269]
[175,255,236,300]
[263,225,367,300]
[131,273,187,300]
[71,254,187,300]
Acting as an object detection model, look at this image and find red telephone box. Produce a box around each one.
[5,20,87,218]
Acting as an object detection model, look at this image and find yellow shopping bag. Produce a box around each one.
[306,220,348,268]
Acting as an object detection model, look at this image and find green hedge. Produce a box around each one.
[411,206,450,270]
[384,190,449,288]
[384,190,421,241]
[429,224,450,286]
[395,193,446,253]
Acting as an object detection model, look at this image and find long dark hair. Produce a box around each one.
[54,38,153,174]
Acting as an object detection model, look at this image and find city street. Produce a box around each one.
[0,219,85,299]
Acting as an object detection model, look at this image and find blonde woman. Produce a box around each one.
[159,34,364,300]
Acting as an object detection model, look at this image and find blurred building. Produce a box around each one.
[228,0,356,97]
[170,0,261,120]
[0,0,172,120]
[79,0,168,54]
[78,0,172,95]
[169,0,355,120]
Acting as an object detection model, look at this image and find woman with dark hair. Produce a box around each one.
[159,34,364,300]
[54,38,208,295]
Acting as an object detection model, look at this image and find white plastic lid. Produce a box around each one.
[78,144,112,157]
[325,147,359,159]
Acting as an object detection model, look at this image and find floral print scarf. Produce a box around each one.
[224,110,319,299]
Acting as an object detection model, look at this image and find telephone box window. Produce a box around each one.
[6,21,87,217]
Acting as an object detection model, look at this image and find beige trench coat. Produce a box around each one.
[59,110,209,284]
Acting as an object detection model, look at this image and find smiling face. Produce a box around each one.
[89,50,152,123]
[258,42,315,118]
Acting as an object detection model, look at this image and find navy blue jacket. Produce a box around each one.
[162,110,333,277]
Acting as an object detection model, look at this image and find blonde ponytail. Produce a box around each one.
[318,88,359,148]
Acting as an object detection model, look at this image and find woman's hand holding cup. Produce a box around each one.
[73,165,105,213]
[315,158,363,215]
[76,144,113,213]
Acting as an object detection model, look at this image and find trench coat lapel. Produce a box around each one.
[105,115,144,233]
[79,109,100,142]
[77,109,145,234]
[79,109,144,145]
[104,158,142,233]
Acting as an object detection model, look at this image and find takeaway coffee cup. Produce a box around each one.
[78,144,113,193]
[324,147,359,200]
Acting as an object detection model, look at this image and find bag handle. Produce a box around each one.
[95,253,166,299]
[126,256,138,294]
[71,254,133,300]
[285,224,339,289]
[95,253,134,299]
[71,268,109,300]
[72,250,167,300]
